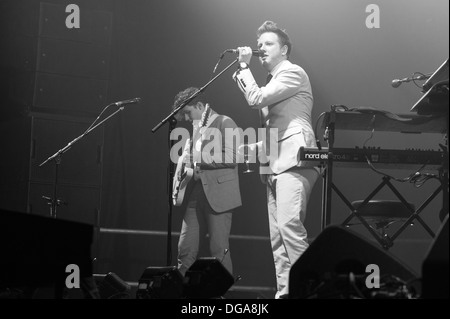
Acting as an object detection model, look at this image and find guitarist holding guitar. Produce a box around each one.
[171,87,242,278]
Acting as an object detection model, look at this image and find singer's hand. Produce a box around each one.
[237,46,253,64]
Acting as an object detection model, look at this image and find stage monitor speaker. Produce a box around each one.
[0,209,94,298]
[136,266,183,299]
[289,225,419,299]
[184,257,234,299]
[93,273,130,299]
[421,214,449,299]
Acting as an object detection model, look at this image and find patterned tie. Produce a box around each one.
[258,73,273,176]
[259,74,273,129]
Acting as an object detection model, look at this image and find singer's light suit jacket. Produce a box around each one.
[192,110,242,213]
[233,59,317,175]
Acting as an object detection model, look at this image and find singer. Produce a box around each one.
[232,21,319,299]
[170,87,242,278]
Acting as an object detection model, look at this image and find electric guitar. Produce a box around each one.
[172,145,194,206]
[172,104,210,206]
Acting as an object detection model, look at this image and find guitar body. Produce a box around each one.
[172,151,194,206]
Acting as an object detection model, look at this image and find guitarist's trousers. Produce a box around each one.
[177,181,233,277]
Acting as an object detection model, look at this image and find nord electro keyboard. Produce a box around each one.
[299,147,444,170]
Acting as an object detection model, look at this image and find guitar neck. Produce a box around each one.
[201,103,211,128]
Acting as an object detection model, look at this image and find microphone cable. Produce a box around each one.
[412,72,428,89]
[212,50,228,74]
[314,111,328,150]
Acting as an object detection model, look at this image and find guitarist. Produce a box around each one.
[171,87,242,278]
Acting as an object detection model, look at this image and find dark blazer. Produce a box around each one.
[193,110,242,213]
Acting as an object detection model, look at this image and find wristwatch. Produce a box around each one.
[239,62,249,70]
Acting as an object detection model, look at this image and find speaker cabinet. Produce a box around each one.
[0,209,94,293]
[184,257,235,299]
[0,113,103,225]
[136,266,184,299]
[289,226,419,299]
[1,1,109,221]
[1,1,113,118]
[93,273,131,299]
[135,259,235,299]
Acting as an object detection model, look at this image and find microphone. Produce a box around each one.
[226,49,262,57]
[391,74,430,88]
[391,79,403,88]
[114,97,141,106]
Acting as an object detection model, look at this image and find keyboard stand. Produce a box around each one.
[339,175,439,249]
[320,109,446,249]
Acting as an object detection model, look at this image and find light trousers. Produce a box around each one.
[266,167,319,298]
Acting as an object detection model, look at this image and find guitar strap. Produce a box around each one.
[199,114,219,135]
[194,120,218,155]
[192,107,219,174]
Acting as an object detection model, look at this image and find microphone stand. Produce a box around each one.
[165,116,177,267]
[151,58,239,266]
[39,104,126,219]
